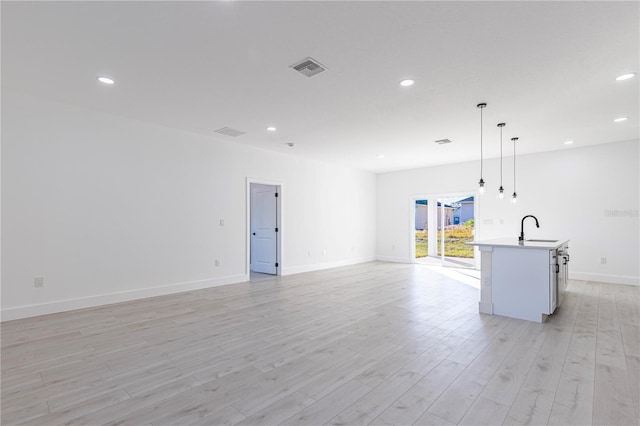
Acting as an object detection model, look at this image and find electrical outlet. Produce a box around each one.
[215,259,220,267]
[34,277,44,288]
[322,249,326,256]
[219,219,224,227]
[600,257,607,265]
[307,250,311,257]
[392,244,396,251]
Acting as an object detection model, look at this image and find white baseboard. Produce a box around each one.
[1,274,249,322]
[375,255,411,263]
[281,257,375,276]
[570,272,639,286]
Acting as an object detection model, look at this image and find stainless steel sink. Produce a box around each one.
[526,239,558,243]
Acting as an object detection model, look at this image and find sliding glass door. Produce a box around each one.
[414,193,477,270]
[438,195,475,269]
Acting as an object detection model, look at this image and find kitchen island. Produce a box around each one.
[468,238,570,322]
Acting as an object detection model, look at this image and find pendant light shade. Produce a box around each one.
[477,103,487,194]
[497,123,506,199]
[511,137,519,203]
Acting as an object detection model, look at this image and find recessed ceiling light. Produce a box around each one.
[399,79,415,87]
[97,76,115,85]
[267,126,277,131]
[614,117,628,122]
[616,73,636,81]
[564,140,574,145]
[376,154,385,158]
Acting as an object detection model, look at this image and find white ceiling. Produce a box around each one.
[2,1,638,173]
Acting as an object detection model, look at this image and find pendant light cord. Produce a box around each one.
[480,107,484,178]
[500,126,503,186]
[476,103,487,191]
[513,138,516,192]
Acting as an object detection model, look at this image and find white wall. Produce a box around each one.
[377,140,640,286]
[1,91,377,320]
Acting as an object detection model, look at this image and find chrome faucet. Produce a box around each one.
[519,215,540,241]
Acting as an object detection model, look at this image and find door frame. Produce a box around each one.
[409,191,479,268]
[246,177,283,276]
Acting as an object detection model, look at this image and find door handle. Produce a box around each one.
[252,232,256,236]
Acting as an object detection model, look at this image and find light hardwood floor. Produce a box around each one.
[1,262,638,425]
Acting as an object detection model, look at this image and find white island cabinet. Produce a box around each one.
[468,238,570,323]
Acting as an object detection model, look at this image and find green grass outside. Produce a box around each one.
[415,225,474,258]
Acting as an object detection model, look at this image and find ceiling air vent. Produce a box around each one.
[434,138,452,145]
[215,127,246,137]
[290,57,327,77]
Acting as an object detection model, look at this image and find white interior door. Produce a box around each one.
[250,184,277,274]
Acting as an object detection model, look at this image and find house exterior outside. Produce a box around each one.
[453,196,474,225]
[415,200,455,230]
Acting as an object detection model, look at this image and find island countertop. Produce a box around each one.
[469,237,571,322]
[467,238,569,250]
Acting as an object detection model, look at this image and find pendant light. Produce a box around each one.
[497,123,506,199]
[511,137,519,203]
[477,103,487,194]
